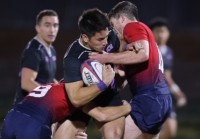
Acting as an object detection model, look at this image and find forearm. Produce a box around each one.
[107,50,148,65]
[66,83,102,108]
[83,104,131,122]
[21,79,40,92]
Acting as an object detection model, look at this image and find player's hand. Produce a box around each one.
[102,64,115,86]
[175,91,187,107]
[89,52,108,64]
[75,131,88,139]
[122,100,131,116]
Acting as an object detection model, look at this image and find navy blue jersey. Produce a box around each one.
[64,29,119,84]
[14,38,57,104]
[63,29,120,104]
[159,46,173,70]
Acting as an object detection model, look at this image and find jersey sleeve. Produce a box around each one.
[64,57,82,83]
[123,22,148,43]
[22,48,41,71]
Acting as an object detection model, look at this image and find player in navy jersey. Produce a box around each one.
[149,17,187,139]
[0,83,131,139]
[89,1,172,139]
[14,9,59,105]
[53,8,125,139]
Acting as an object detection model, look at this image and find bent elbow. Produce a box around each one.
[70,100,82,108]
[95,114,108,122]
[142,51,149,62]
[21,80,29,91]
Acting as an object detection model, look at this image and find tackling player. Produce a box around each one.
[0,82,131,139]
[89,1,172,139]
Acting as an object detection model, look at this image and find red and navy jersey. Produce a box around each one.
[123,22,166,92]
[15,38,57,104]
[22,83,75,123]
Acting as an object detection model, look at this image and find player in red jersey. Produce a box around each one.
[89,1,172,139]
[149,17,187,139]
[0,83,131,139]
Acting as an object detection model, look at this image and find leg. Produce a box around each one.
[159,117,177,139]
[53,120,86,139]
[123,115,160,139]
[96,116,125,139]
[137,133,159,139]
[123,115,142,139]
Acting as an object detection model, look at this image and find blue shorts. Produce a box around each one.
[0,103,52,139]
[130,87,172,134]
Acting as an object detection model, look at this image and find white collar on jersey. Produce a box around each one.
[34,36,52,56]
[78,38,92,50]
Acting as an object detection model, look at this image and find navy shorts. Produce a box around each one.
[1,109,51,139]
[1,103,52,139]
[65,90,122,124]
[130,87,172,134]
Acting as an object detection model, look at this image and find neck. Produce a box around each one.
[35,35,51,48]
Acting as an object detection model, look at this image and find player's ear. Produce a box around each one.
[35,25,40,33]
[82,34,89,43]
[121,15,125,23]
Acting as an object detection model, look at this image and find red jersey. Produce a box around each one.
[23,83,75,122]
[123,22,165,91]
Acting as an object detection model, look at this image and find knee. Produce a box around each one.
[103,127,123,139]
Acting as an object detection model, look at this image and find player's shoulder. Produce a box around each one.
[25,38,43,52]
[106,27,120,52]
[64,39,91,61]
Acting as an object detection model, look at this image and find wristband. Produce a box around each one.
[97,81,107,92]
[170,84,180,93]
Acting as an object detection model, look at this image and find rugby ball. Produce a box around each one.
[81,59,102,86]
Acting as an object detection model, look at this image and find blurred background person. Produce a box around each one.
[14,9,59,105]
[149,17,187,139]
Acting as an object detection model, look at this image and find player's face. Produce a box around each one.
[152,26,170,46]
[87,28,109,52]
[36,16,59,45]
[110,17,124,40]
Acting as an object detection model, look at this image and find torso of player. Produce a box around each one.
[123,22,166,90]
[23,83,75,123]
[63,29,120,84]
[20,39,57,84]
[159,46,173,70]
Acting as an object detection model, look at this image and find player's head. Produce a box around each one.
[108,1,138,40]
[78,8,110,52]
[149,17,170,46]
[35,9,59,45]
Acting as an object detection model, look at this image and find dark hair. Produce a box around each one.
[78,8,110,38]
[148,17,171,30]
[36,9,58,25]
[108,1,138,20]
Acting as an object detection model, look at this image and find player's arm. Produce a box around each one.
[82,100,131,122]
[21,67,40,92]
[65,65,115,108]
[89,40,149,65]
[164,69,187,107]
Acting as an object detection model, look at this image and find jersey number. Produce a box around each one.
[28,85,52,98]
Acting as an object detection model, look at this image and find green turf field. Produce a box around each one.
[1,97,200,139]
